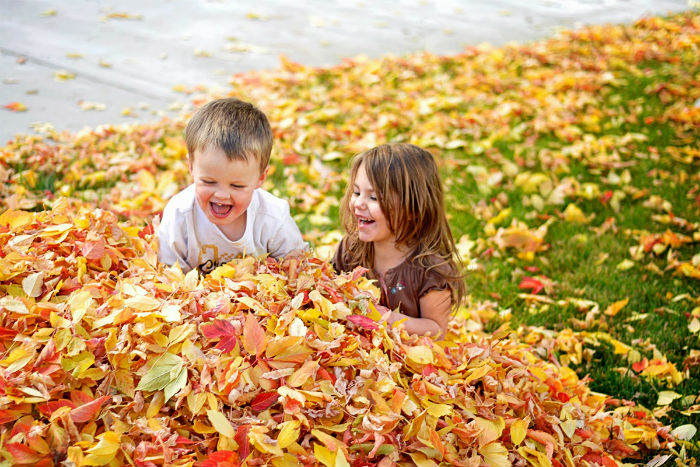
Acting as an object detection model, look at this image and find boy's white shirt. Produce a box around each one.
[158,184,305,273]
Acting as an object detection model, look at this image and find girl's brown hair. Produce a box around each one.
[339,143,465,309]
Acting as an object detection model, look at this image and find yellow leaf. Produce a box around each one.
[311,429,342,451]
[670,424,697,441]
[287,360,319,387]
[313,443,336,467]
[616,259,635,271]
[83,431,120,466]
[465,362,491,384]
[0,210,33,229]
[206,410,235,438]
[271,454,302,467]
[210,264,237,280]
[277,420,301,448]
[250,430,284,456]
[426,402,452,418]
[487,207,512,225]
[561,419,577,439]
[406,345,434,365]
[0,347,33,373]
[125,295,161,311]
[335,449,351,467]
[22,272,44,298]
[609,337,631,355]
[517,446,552,467]
[480,442,511,467]
[510,418,528,445]
[475,417,505,447]
[604,298,629,317]
[136,169,155,191]
[689,318,700,334]
[657,391,682,406]
[563,204,589,223]
[407,452,439,467]
[68,289,93,324]
[54,70,76,81]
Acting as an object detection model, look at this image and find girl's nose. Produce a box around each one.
[353,194,366,209]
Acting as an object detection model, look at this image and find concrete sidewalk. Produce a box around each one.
[0,0,690,143]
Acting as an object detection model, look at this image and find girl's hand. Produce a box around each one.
[376,304,394,324]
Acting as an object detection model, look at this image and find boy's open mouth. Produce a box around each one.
[210,202,233,218]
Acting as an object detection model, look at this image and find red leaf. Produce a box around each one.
[235,425,251,460]
[201,319,235,339]
[82,239,105,260]
[70,390,94,406]
[35,338,57,367]
[632,357,648,373]
[250,391,279,412]
[282,153,301,165]
[201,320,238,353]
[70,395,110,423]
[347,314,379,331]
[0,327,18,339]
[518,276,544,294]
[38,399,76,417]
[5,443,43,464]
[0,409,23,424]
[138,223,155,239]
[216,335,238,353]
[175,436,197,445]
[197,450,240,467]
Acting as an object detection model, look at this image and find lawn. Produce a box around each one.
[0,10,699,467]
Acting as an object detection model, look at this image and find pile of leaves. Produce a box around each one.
[0,203,673,466]
[1,9,699,467]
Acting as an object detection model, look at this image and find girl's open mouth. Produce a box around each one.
[357,217,375,226]
[210,202,233,218]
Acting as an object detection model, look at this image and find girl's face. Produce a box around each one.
[350,163,394,245]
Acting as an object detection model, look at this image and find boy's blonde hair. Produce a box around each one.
[339,143,465,308]
[185,97,273,172]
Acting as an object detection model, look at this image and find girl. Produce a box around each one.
[334,143,465,338]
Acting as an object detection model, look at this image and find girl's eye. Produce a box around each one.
[369,195,377,201]
[351,191,359,197]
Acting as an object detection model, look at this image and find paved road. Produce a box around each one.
[0,0,690,143]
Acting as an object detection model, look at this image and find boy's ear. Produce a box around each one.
[187,154,194,174]
[256,166,269,188]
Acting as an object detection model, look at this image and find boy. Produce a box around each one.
[158,97,305,274]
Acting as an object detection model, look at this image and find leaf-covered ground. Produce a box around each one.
[0,10,699,467]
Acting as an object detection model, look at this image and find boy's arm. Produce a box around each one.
[267,211,307,259]
[158,208,191,272]
[382,289,452,339]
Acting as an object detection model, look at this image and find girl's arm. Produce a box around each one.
[383,289,452,339]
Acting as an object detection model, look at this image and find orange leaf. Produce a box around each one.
[197,450,240,467]
[4,101,27,112]
[242,314,267,357]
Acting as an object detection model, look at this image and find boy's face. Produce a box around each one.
[189,145,267,239]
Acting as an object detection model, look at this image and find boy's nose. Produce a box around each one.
[213,187,231,199]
